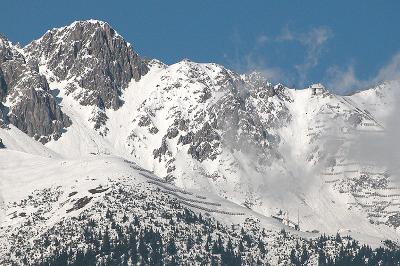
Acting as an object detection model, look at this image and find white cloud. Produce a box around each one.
[276,25,334,86]
[276,25,332,46]
[325,53,400,180]
[239,26,334,86]
[243,52,286,83]
[256,34,269,45]
[375,53,400,81]
[223,31,286,84]
[325,65,365,94]
[326,52,400,93]
[347,86,400,181]
[258,67,285,82]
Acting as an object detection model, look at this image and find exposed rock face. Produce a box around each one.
[147,63,290,166]
[187,121,221,162]
[0,102,7,127]
[8,87,71,143]
[25,20,149,110]
[0,68,7,101]
[0,35,71,143]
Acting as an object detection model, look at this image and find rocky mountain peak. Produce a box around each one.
[25,20,149,110]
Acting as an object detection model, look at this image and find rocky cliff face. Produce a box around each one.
[0,35,71,143]
[25,20,148,110]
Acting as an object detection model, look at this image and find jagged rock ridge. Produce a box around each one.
[25,20,149,110]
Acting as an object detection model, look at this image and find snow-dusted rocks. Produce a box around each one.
[25,20,148,110]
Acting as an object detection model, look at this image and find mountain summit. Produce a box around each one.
[25,20,148,110]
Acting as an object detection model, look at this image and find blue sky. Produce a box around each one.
[1,1,400,93]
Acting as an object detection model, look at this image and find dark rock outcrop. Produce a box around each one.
[187,122,220,162]
[8,87,71,143]
[0,102,8,127]
[0,68,7,101]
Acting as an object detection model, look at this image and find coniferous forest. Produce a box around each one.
[2,182,399,266]
[33,211,400,266]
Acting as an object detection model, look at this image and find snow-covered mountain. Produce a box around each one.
[1,20,399,265]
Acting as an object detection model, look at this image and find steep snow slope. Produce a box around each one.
[1,143,330,265]
[0,125,60,158]
[348,80,398,123]
[0,125,288,233]
[0,150,245,224]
